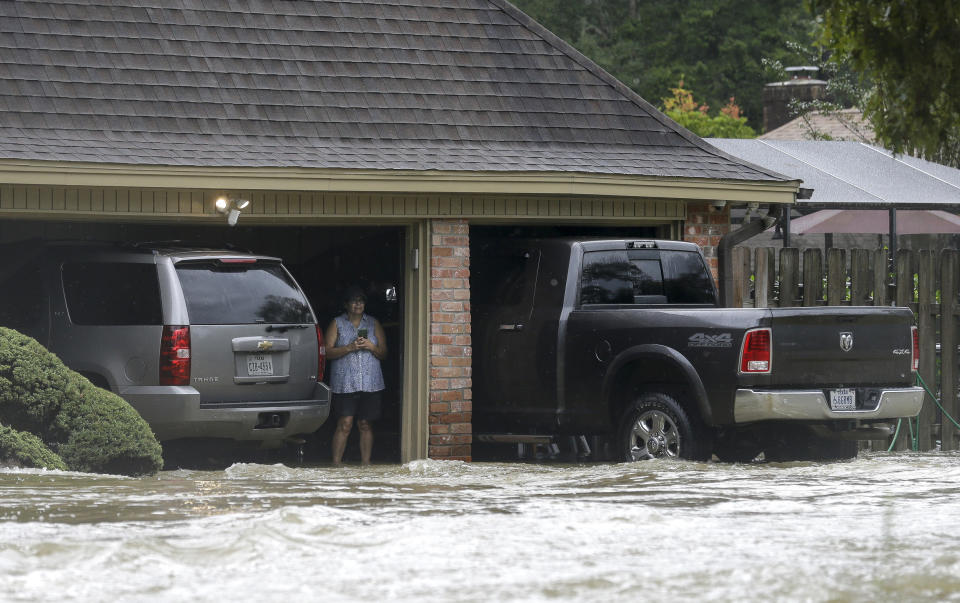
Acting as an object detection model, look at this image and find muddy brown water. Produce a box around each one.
[1,453,959,602]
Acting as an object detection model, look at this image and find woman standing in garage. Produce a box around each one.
[325,286,387,466]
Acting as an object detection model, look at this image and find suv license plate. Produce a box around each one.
[829,388,856,410]
[247,353,274,377]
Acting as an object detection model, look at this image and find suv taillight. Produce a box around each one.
[911,326,919,372]
[740,328,772,374]
[160,325,191,386]
[316,324,326,382]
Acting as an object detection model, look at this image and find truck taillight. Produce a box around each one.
[160,325,191,386]
[911,326,919,372]
[316,324,326,382]
[740,328,772,374]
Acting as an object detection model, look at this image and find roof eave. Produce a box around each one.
[0,160,799,204]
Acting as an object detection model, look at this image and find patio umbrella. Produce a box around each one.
[790,209,960,234]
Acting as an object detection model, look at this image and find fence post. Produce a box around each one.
[917,250,937,450]
[827,248,846,306]
[941,250,959,451]
[873,249,889,306]
[895,250,914,308]
[802,248,822,306]
[779,248,799,307]
[892,250,915,452]
[755,247,775,308]
[851,249,872,306]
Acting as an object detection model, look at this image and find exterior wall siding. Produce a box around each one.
[428,219,472,461]
[0,185,687,222]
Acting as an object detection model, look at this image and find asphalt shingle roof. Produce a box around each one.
[0,0,788,181]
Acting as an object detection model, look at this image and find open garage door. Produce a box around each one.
[0,219,408,465]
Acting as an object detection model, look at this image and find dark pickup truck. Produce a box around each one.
[472,238,923,462]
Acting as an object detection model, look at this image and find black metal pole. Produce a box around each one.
[783,209,791,248]
[888,207,897,261]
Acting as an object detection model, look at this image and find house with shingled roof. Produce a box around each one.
[0,0,800,463]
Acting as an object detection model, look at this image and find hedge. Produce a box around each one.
[0,327,163,476]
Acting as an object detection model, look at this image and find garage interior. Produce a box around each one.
[0,218,407,464]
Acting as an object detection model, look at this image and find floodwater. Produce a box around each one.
[1,453,959,602]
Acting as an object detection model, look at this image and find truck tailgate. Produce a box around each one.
[769,307,915,387]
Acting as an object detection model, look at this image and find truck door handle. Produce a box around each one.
[499,323,525,332]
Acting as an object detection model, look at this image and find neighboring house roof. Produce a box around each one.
[759,108,874,143]
[707,139,960,210]
[0,0,789,186]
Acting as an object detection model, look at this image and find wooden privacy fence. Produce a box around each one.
[730,246,960,452]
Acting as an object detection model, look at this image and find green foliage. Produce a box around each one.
[0,424,68,471]
[662,82,756,138]
[812,0,960,165]
[0,327,82,435]
[0,327,163,476]
[511,0,817,131]
[52,378,164,476]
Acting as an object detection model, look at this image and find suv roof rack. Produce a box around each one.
[125,240,253,253]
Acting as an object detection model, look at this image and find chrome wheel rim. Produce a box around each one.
[628,410,680,460]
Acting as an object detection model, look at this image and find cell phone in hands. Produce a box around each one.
[357,328,368,339]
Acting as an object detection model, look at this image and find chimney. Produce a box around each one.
[762,66,827,133]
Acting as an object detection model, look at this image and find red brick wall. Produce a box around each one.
[684,202,731,283]
[428,218,472,461]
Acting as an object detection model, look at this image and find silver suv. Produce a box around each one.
[0,241,330,446]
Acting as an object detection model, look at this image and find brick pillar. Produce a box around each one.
[428,218,472,461]
[684,202,731,284]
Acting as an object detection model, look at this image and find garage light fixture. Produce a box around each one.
[215,196,251,227]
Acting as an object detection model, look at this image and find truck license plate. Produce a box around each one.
[829,388,856,410]
[247,353,274,377]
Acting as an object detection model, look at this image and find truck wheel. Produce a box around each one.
[616,392,707,461]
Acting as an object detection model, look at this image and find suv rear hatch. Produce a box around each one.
[174,257,320,405]
[767,306,915,388]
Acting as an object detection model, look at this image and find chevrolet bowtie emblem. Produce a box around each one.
[257,341,274,350]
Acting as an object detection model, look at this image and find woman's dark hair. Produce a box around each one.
[342,285,367,304]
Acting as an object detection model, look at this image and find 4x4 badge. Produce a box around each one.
[258,341,274,350]
[839,332,853,352]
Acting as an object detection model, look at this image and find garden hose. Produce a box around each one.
[887,373,960,452]
[886,419,902,453]
[916,372,960,432]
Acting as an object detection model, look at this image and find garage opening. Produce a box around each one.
[0,219,407,465]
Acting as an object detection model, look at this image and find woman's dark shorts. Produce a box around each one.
[333,391,382,421]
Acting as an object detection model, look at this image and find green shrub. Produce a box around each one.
[0,327,163,476]
[53,377,163,476]
[0,328,81,435]
[0,424,68,471]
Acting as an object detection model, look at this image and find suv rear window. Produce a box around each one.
[62,262,163,325]
[176,261,313,325]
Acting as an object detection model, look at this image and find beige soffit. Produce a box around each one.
[0,161,800,205]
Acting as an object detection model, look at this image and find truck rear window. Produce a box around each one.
[580,250,715,305]
[176,262,313,325]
